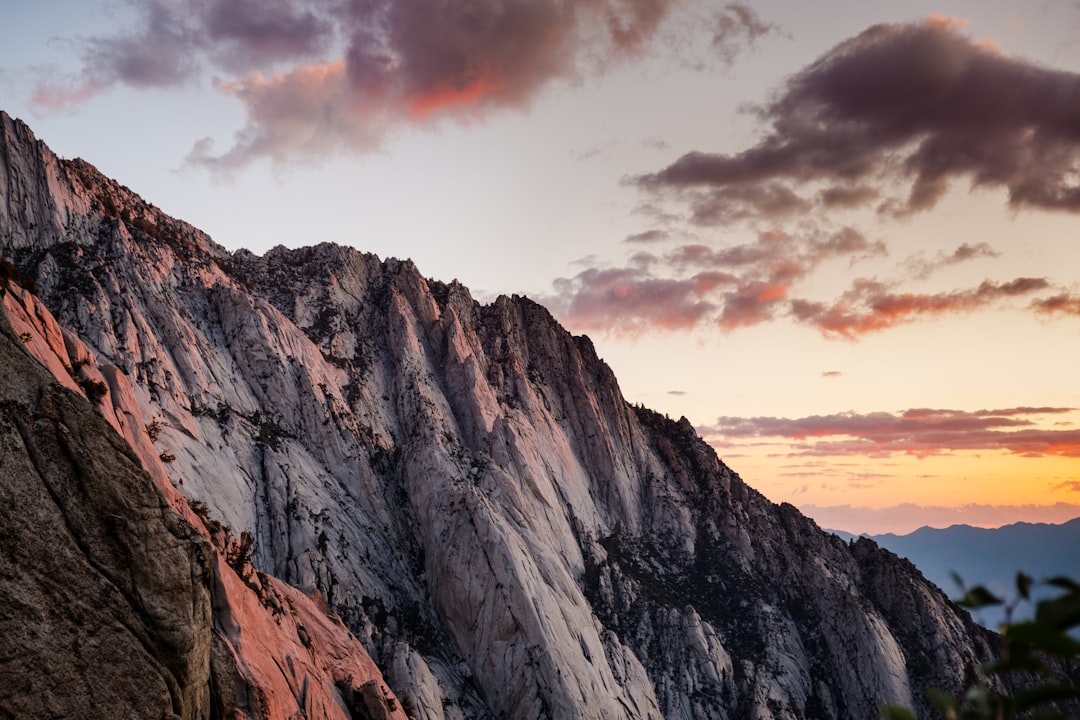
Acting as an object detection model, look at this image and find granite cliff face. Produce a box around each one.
[1,110,997,719]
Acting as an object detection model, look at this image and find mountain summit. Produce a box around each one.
[1,109,996,719]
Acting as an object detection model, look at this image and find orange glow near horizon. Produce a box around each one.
[706,428,1080,534]
[690,399,1080,534]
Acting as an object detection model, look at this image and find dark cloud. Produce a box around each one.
[707,2,783,65]
[34,0,778,169]
[703,406,1080,458]
[635,16,1080,217]
[667,226,883,277]
[906,242,1000,279]
[791,276,1051,339]
[203,0,334,73]
[687,182,810,224]
[1033,292,1080,317]
[640,136,669,150]
[817,185,879,209]
[821,370,842,378]
[33,0,334,109]
[625,229,671,244]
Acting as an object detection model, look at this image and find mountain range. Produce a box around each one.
[832,518,1080,630]
[0,109,1025,719]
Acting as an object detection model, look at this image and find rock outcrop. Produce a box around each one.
[1,109,1000,719]
[0,280,215,719]
[1,271,409,720]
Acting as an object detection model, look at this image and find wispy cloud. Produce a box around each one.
[699,406,1080,458]
[790,276,1051,339]
[905,242,1000,280]
[545,222,1049,338]
[625,229,671,244]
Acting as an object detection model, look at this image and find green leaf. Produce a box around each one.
[926,687,957,718]
[882,704,918,720]
[1044,576,1080,593]
[1005,621,1080,657]
[1012,683,1080,712]
[957,585,1003,610]
[1034,593,1080,633]
[981,654,1051,678]
[1016,571,1033,600]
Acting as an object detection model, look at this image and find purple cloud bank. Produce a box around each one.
[35,0,775,169]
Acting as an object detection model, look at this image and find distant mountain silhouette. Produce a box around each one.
[832,518,1080,629]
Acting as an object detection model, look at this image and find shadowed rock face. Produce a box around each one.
[1,109,997,720]
[0,284,215,720]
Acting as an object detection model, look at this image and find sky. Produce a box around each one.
[2,0,1079,535]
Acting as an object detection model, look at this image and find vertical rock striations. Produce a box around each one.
[1,109,997,719]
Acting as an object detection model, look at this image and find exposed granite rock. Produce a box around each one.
[1,108,1003,719]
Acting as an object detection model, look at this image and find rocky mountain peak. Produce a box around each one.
[0,110,1009,719]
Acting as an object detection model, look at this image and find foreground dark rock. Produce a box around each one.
[1,109,1000,719]
[0,284,215,719]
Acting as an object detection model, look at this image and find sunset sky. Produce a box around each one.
[2,0,1079,534]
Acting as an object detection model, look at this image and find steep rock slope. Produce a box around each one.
[1,109,996,719]
[1,276,410,720]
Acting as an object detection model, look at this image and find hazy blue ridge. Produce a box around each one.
[829,517,1080,629]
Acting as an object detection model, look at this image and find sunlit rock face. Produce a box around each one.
[2,109,995,720]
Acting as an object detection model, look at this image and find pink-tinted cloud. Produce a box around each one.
[1033,292,1080,317]
[791,276,1051,338]
[187,60,370,170]
[703,406,1080,458]
[548,225,884,336]
[544,225,1051,339]
[547,266,722,336]
[35,0,778,169]
[635,17,1080,218]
